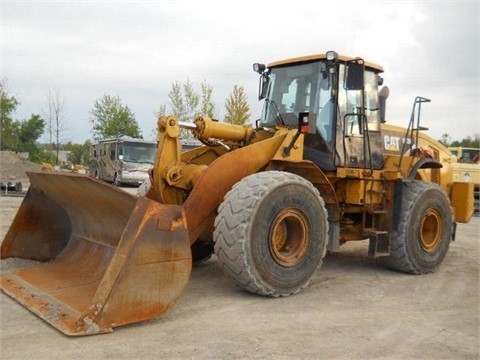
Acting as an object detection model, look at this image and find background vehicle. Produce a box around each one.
[449,147,480,164]
[448,147,480,216]
[0,51,473,336]
[89,137,157,186]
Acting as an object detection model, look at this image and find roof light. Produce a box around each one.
[326,51,338,61]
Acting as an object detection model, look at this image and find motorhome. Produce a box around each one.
[90,137,157,186]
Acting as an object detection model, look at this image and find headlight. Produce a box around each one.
[253,63,266,74]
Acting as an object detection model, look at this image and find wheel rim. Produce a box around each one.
[269,209,309,267]
[419,208,443,252]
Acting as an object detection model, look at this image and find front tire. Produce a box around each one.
[113,173,121,187]
[214,171,328,296]
[191,240,214,265]
[383,180,453,274]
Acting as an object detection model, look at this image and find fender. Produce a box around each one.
[407,158,443,180]
[266,159,342,251]
[182,134,287,244]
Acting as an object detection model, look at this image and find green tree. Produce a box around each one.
[224,85,250,126]
[156,104,167,118]
[168,81,187,121]
[0,80,20,150]
[450,134,480,148]
[7,114,46,162]
[66,140,92,165]
[90,94,141,140]
[200,80,215,118]
[438,133,451,147]
[158,79,216,139]
[182,80,200,122]
[17,114,45,152]
[151,104,167,139]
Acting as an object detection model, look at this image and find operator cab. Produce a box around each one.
[254,51,385,171]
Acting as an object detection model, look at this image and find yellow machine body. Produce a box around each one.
[1,52,473,336]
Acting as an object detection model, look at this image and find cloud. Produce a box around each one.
[1,0,478,143]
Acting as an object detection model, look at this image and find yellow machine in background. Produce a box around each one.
[448,147,479,216]
[0,51,473,336]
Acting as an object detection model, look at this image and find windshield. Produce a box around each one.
[122,143,156,164]
[261,61,335,149]
[458,149,480,163]
[259,60,384,170]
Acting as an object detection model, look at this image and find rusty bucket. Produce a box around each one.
[0,171,192,336]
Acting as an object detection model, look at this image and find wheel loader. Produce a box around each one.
[448,147,480,216]
[0,51,474,336]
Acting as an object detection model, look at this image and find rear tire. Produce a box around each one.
[214,171,328,296]
[383,180,452,274]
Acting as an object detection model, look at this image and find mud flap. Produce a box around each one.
[0,172,192,336]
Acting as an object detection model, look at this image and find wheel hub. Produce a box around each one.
[420,209,442,252]
[269,209,309,267]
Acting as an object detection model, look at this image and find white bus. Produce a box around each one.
[89,137,157,186]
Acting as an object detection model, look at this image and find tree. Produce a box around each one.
[224,85,250,126]
[44,88,67,164]
[156,104,167,118]
[150,104,167,139]
[168,81,187,122]
[0,79,20,150]
[17,114,45,152]
[182,80,200,122]
[438,133,451,147]
[157,79,216,139]
[200,80,215,118]
[450,134,480,148]
[8,114,46,162]
[65,140,92,165]
[90,94,141,140]
[439,133,480,148]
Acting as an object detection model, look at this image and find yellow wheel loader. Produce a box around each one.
[1,51,474,336]
[448,147,480,216]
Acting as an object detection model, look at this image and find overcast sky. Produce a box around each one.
[1,0,478,144]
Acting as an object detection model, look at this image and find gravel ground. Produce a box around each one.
[0,187,478,359]
[0,152,478,359]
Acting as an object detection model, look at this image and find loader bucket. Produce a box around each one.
[0,171,192,336]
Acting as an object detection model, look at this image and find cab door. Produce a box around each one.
[335,61,384,170]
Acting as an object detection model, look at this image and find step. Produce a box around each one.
[366,229,390,257]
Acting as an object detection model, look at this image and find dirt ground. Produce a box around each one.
[0,151,42,187]
[0,152,478,359]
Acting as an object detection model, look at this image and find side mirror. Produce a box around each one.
[379,86,390,123]
[259,74,268,100]
[254,63,269,100]
[345,61,364,90]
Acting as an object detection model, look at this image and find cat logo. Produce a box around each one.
[384,135,401,152]
[463,172,472,182]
